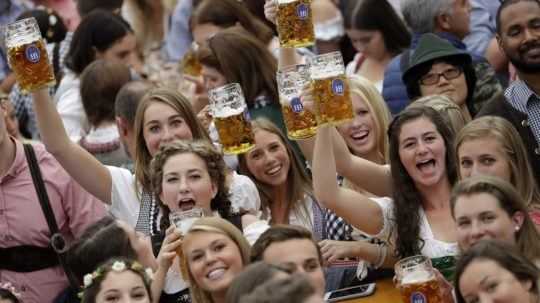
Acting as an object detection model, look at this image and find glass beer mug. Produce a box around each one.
[276,64,317,139]
[276,0,315,48]
[4,17,56,93]
[209,83,255,154]
[180,42,202,77]
[395,255,444,303]
[309,51,353,125]
[170,208,205,279]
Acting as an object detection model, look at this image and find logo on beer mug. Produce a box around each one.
[331,79,345,96]
[25,44,40,63]
[410,292,427,303]
[291,97,304,113]
[297,3,309,20]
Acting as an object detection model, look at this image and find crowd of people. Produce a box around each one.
[1,0,540,303]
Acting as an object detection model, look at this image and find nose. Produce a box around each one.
[470,221,486,242]
[178,177,190,193]
[161,126,174,143]
[416,141,429,155]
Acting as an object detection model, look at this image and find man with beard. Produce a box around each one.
[478,0,540,187]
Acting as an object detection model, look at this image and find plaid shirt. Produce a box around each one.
[504,79,540,145]
[9,32,73,139]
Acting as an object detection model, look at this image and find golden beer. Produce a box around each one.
[276,0,315,48]
[281,100,317,139]
[396,256,443,303]
[180,48,202,77]
[214,109,255,154]
[400,275,443,303]
[312,75,353,125]
[7,38,55,93]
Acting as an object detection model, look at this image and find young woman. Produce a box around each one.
[402,34,477,120]
[79,258,153,303]
[454,240,540,303]
[79,59,131,167]
[450,176,540,263]
[455,116,540,226]
[55,10,137,141]
[344,0,410,91]
[238,118,325,240]
[182,217,252,303]
[313,106,458,273]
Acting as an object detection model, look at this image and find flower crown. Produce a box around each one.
[81,261,154,294]
[0,282,21,299]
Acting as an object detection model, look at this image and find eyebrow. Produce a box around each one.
[145,114,183,126]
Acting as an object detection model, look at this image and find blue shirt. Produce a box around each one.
[463,0,500,56]
[163,0,193,62]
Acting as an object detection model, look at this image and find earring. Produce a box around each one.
[515,225,520,231]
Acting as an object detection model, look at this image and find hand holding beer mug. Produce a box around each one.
[395,255,448,303]
[309,51,354,125]
[170,208,205,279]
[276,0,315,48]
[5,17,56,93]
[277,64,317,139]
[209,83,255,155]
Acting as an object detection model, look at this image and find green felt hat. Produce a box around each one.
[402,33,472,83]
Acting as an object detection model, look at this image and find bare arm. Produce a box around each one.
[319,240,397,268]
[32,88,113,203]
[331,127,393,197]
[312,125,384,234]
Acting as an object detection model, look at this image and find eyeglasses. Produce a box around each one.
[419,67,463,86]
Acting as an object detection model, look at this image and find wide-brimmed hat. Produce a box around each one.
[402,33,472,84]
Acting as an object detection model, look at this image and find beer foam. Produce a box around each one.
[401,270,433,285]
[310,69,343,80]
[278,0,299,4]
[213,106,244,118]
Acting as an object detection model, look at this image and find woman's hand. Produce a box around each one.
[319,240,362,263]
[264,0,278,24]
[196,105,213,130]
[299,84,315,113]
[156,226,182,272]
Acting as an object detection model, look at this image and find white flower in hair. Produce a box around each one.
[111,261,126,272]
[145,268,154,280]
[83,274,94,287]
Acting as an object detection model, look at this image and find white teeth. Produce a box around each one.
[266,165,281,175]
[351,130,368,140]
[207,268,226,280]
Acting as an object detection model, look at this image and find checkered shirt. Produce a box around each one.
[505,79,540,145]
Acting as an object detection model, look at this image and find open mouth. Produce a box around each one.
[178,198,196,211]
[265,165,282,176]
[350,130,369,143]
[416,159,436,173]
[206,267,227,281]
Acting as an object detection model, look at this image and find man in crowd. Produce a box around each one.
[478,0,540,187]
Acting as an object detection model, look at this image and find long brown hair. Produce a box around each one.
[450,176,540,262]
[238,118,313,225]
[133,88,211,195]
[196,28,279,108]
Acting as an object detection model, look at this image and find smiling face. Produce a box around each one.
[419,62,468,108]
[336,93,378,157]
[497,1,540,74]
[453,193,521,251]
[245,129,291,187]
[184,231,244,297]
[458,137,512,182]
[458,259,533,303]
[142,101,193,156]
[159,153,217,213]
[398,117,447,188]
[95,270,151,303]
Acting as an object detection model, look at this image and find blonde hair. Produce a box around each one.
[183,217,251,303]
[346,75,392,162]
[238,118,313,226]
[409,94,470,135]
[133,88,211,195]
[455,116,540,208]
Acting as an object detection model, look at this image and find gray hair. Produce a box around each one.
[401,0,454,33]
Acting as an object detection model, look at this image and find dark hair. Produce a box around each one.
[343,0,410,55]
[66,216,137,285]
[77,0,123,17]
[388,106,457,258]
[80,59,131,127]
[454,240,540,303]
[66,10,132,75]
[250,225,323,264]
[403,57,478,116]
[496,0,540,34]
[226,262,291,303]
[239,274,316,303]
[197,28,279,108]
[80,258,153,303]
[191,0,274,45]
[0,289,19,303]
[114,80,155,127]
[242,0,277,35]
[17,7,67,43]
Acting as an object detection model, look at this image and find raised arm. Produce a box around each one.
[32,88,113,203]
[331,127,393,197]
[312,124,384,235]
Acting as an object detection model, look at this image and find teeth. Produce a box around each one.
[266,166,281,175]
[351,130,368,140]
[207,268,226,280]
